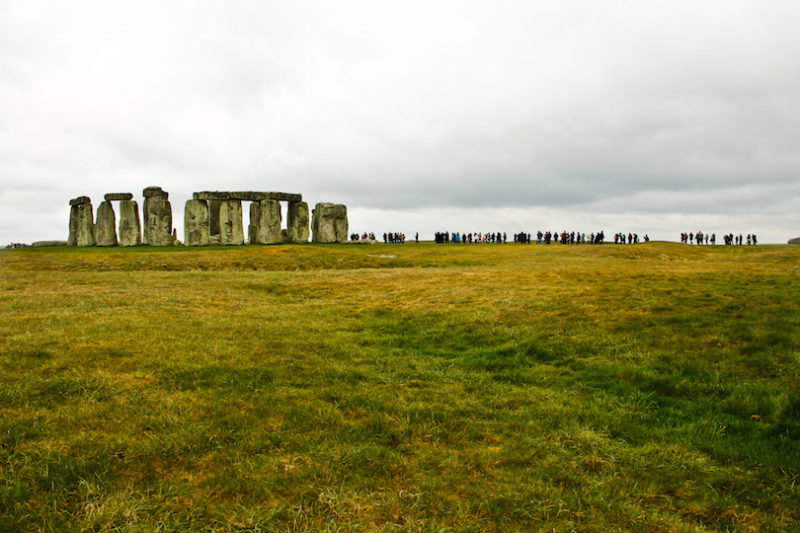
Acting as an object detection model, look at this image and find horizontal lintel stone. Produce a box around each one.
[69,196,91,206]
[104,193,134,201]
[143,186,168,198]
[193,191,302,202]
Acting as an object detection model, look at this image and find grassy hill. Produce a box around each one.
[1,242,798,532]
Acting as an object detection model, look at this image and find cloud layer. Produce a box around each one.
[1,1,799,243]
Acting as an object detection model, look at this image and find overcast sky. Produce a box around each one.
[2,1,799,244]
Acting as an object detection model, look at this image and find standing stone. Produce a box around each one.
[68,196,91,246]
[118,200,141,246]
[789,237,800,245]
[333,209,348,243]
[284,201,310,243]
[184,199,210,246]
[68,205,79,246]
[219,199,244,245]
[311,202,348,243]
[142,186,168,245]
[249,199,282,244]
[95,201,118,246]
[75,202,96,247]
[144,197,173,246]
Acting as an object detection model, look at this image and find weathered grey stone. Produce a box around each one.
[789,237,800,245]
[209,199,221,237]
[143,186,168,199]
[142,188,169,245]
[95,201,118,246]
[249,199,282,244]
[284,201,309,243]
[104,192,133,201]
[184,199,210,246]
[218,199,244,245]
[118,200,141,246]
[75,202,96,247]
[69,196,91,206]
[68,205,79,245]
[209,235,221,245]
[194,191,302,202]
[311,202,348,243]
[333,212,348,243]
[32,240,68,247]
[144,198,173,246]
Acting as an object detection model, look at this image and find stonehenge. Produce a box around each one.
[68,193,142,247]
[192,191,315,245]
[68,187,346,246]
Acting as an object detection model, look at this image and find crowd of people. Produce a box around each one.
[350,232,376,241]
[433,230,613,245]
[680,232,757,245]
[613,233,650,244]
[434,232,507,243]
[383,232,409,244]
[348,230,763,245]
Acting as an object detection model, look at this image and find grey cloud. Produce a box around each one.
[1,1,799,244]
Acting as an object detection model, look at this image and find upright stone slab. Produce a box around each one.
[118,200,141,246]
[75,202,96,247]
[144,197,173,246]
[311,202,348,243]
[95,201,118,246]
[249,199,282,244]
[218,199,244,245]
[184,199,210,246]
[68,205,79,246]
[142,186,168,245]
[284,201,309,243]
[333,207,348,243]
[68,196,91,246]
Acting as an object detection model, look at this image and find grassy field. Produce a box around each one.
[1,242,799,532]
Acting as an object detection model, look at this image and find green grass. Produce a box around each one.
[1,242,799,532]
